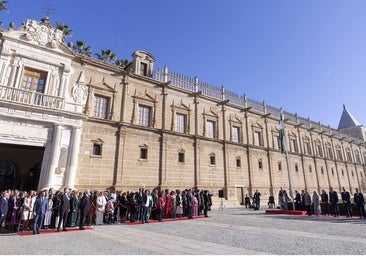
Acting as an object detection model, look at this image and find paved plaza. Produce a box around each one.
[1,206,366,255]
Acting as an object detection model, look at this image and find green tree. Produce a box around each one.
[56,22,73,39]
[68,40,92,57]
[115,59,130,68]
[95,49,116,63]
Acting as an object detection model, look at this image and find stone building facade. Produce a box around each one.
[1,19,365,205]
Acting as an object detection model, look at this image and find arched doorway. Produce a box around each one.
[0,143,44,191]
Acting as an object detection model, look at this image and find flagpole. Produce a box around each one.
[280,110,296,211]
[285,147,296,211]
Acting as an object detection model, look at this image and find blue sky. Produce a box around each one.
[1,1,365,128]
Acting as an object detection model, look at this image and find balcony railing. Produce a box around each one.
[0,85,65,110]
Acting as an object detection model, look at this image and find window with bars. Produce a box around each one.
[93,95,109,119]
[138,105,152,127]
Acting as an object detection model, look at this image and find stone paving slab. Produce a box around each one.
[1,207,366,255]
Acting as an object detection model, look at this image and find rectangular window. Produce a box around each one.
[316,144,323,157]
[92,143,102,156]
[327,147,333,159]
[176,113,187,133]
[232,126,239,142]
[206,120,215,138]
[303,142,311,155]
[273,135,280,150]
[355,153,361,164]
[278,162,282,171]
[258,160,263,169]
[178,152,185,163]
[22,67,47,93]
[337,149,343,161]
[254,131,261,146]
[138,105,151,127]
[140,62,148,76]
[290,139,297,152]
[93,96,109,119]
[21,67,48,104]
[346,151,352,162]
[140,148,148,160]
[210,155,216,165]
[236,158,241,168]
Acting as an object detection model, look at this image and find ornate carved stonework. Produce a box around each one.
[72,83,88,104]
[23,19,63,47]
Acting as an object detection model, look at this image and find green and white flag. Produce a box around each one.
[279,112,286,153]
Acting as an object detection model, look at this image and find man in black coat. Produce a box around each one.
[329,187,339,217]
[79,190,91,230]
[57,188,70,231]
[354,188,365,218]
[341,187,352,217]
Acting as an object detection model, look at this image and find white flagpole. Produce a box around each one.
[280,110,296,211]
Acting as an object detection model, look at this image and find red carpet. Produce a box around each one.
[265,209,308,215]
[17,216,206,235]
[126,215,206,226]
[18,226,93,236]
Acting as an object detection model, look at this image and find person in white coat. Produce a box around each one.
[96,191,106,225]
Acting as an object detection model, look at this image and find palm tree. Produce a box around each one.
[115,59,130,68]
[95,49,116,63]
[0,1,8,26]
[56,22,73,39]
[0,0,7,10]
[69,40,92,57]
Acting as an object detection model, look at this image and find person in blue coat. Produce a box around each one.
[0,191,9,233]
[32,190,48,234]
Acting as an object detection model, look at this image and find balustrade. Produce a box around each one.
[0,85,65,110]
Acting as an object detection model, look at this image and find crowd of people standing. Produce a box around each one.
[278,186,366,218]
[0,186,212,234]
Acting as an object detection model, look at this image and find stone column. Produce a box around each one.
[44,124,62,188]
[64,126,81,189]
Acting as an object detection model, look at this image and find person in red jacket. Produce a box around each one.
[158,191,165,222]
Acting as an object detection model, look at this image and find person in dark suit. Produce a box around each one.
[32,190,48,234]
[186,189,193,219]
[57,188,70,231]
[0,191,9,233]
[79,190,91,230]
[294,190,302,210]
[341,187,352,217]
[354,188,365,218]
[329,187,339,217]
[203,190,209,217]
